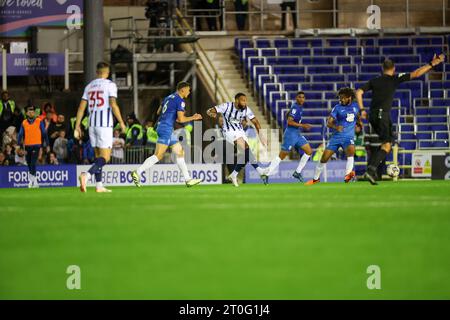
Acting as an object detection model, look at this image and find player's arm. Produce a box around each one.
[355,89,368,120]
[327,116,343,132]
[250,117,268,147]
[110,97,127,133]
[17,124,24,147]
[156,105,162,116]
[410,53,445,79]
[286,116,311,130]
[177,110,202,123]
[75,99,87,138]
[40,121,50,152]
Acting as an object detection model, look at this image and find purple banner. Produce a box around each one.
[1,53,65,76]
[0,165,77,188]
[245,160,347,183]
[0,0,83,37]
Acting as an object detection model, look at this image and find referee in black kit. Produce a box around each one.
[356,53,445,185]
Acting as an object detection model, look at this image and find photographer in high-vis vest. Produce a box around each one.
[0,90,16,139]
[17,105,50,189]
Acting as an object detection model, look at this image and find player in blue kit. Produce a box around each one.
[264,91,313,182]
[306,88,362,185]
[131,82,203,187]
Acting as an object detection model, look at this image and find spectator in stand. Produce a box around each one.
[47,151,59,165]
[234,0,248,31]
[0,90,16,139]
[112,129,125,164]
[82,140,95,164]
[4,144,15,166]
[48,114,67,148]
[12,106,24,132]
[39,102,57,122]
[0,151,6,166]
[125,113,144,147]
[205,0,221,31]
[280,0,297,31]
[42,108,55,133]
[2,126,17,150]
[14,147,27,166]
[53,130,68,163]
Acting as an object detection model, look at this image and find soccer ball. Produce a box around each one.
[386,164,400,178]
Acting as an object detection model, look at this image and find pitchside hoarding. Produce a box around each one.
[0,0,83,37]
[76,164,223,187]
[0,164,222,188]
[245,160,347,183]
[0,165,77,188]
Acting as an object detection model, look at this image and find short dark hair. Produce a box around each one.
[338,87,355,99]
[25,105,35,112]
[96,61,110,71]
[297,91,305,96]
[235,92,246,100]
[383,59,395,71]
[177,82,190,91]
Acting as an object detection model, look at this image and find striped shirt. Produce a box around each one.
[214,102,255,132]
[82,78,118,128]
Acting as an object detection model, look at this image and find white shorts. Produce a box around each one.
[89,127,113,149]
[223,129,248,144]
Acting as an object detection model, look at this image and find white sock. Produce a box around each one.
[268,156,282,175]
[176,157,191,181]
[314,162,325,180]
[96,181,104,189]
[137,155,159,175]
[296,154,310,174]
[29,174,35,183]
[346,156,354,175]
[231,170,239,178]
[85,172,92,180]
[256,166,264,175]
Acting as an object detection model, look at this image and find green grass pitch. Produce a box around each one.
[1,181,450,299]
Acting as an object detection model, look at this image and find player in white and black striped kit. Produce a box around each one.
[207,92,268,187]
[74,62,127,193]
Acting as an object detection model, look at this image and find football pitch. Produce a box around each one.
[1,181,450,300]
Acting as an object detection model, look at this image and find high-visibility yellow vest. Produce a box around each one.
[146,127,158,144]
[126,124,143,141]
[0,100,15,116]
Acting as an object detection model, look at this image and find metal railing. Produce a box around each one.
[174,8,232,103]
[180,0,450,31]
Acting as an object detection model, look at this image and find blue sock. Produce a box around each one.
[95,170,102,183]
[88,157,106,176]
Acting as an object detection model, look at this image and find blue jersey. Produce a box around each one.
[329,102,359,139]
[286,102,303,130]
[157,93,186,133]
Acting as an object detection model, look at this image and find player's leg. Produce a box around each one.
[132,133,170,187]
[132,143,168,187]
[293,138,313,182]
[266,130,292,176]
[305,145,335,185]
[94,147,112,192]
[231,137,267,184]
[344,144,356,183]
[365,115,392,185]
[26,146,38,188]
[171,142,201,187]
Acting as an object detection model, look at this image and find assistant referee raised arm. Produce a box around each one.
[355,53,445,185]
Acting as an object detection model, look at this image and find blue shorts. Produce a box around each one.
[156,129,179,146]
[326,135,355,153]
[281,129,308,152]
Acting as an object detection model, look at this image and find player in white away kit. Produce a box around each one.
[206,92,268,187]
[75,62,127,193]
